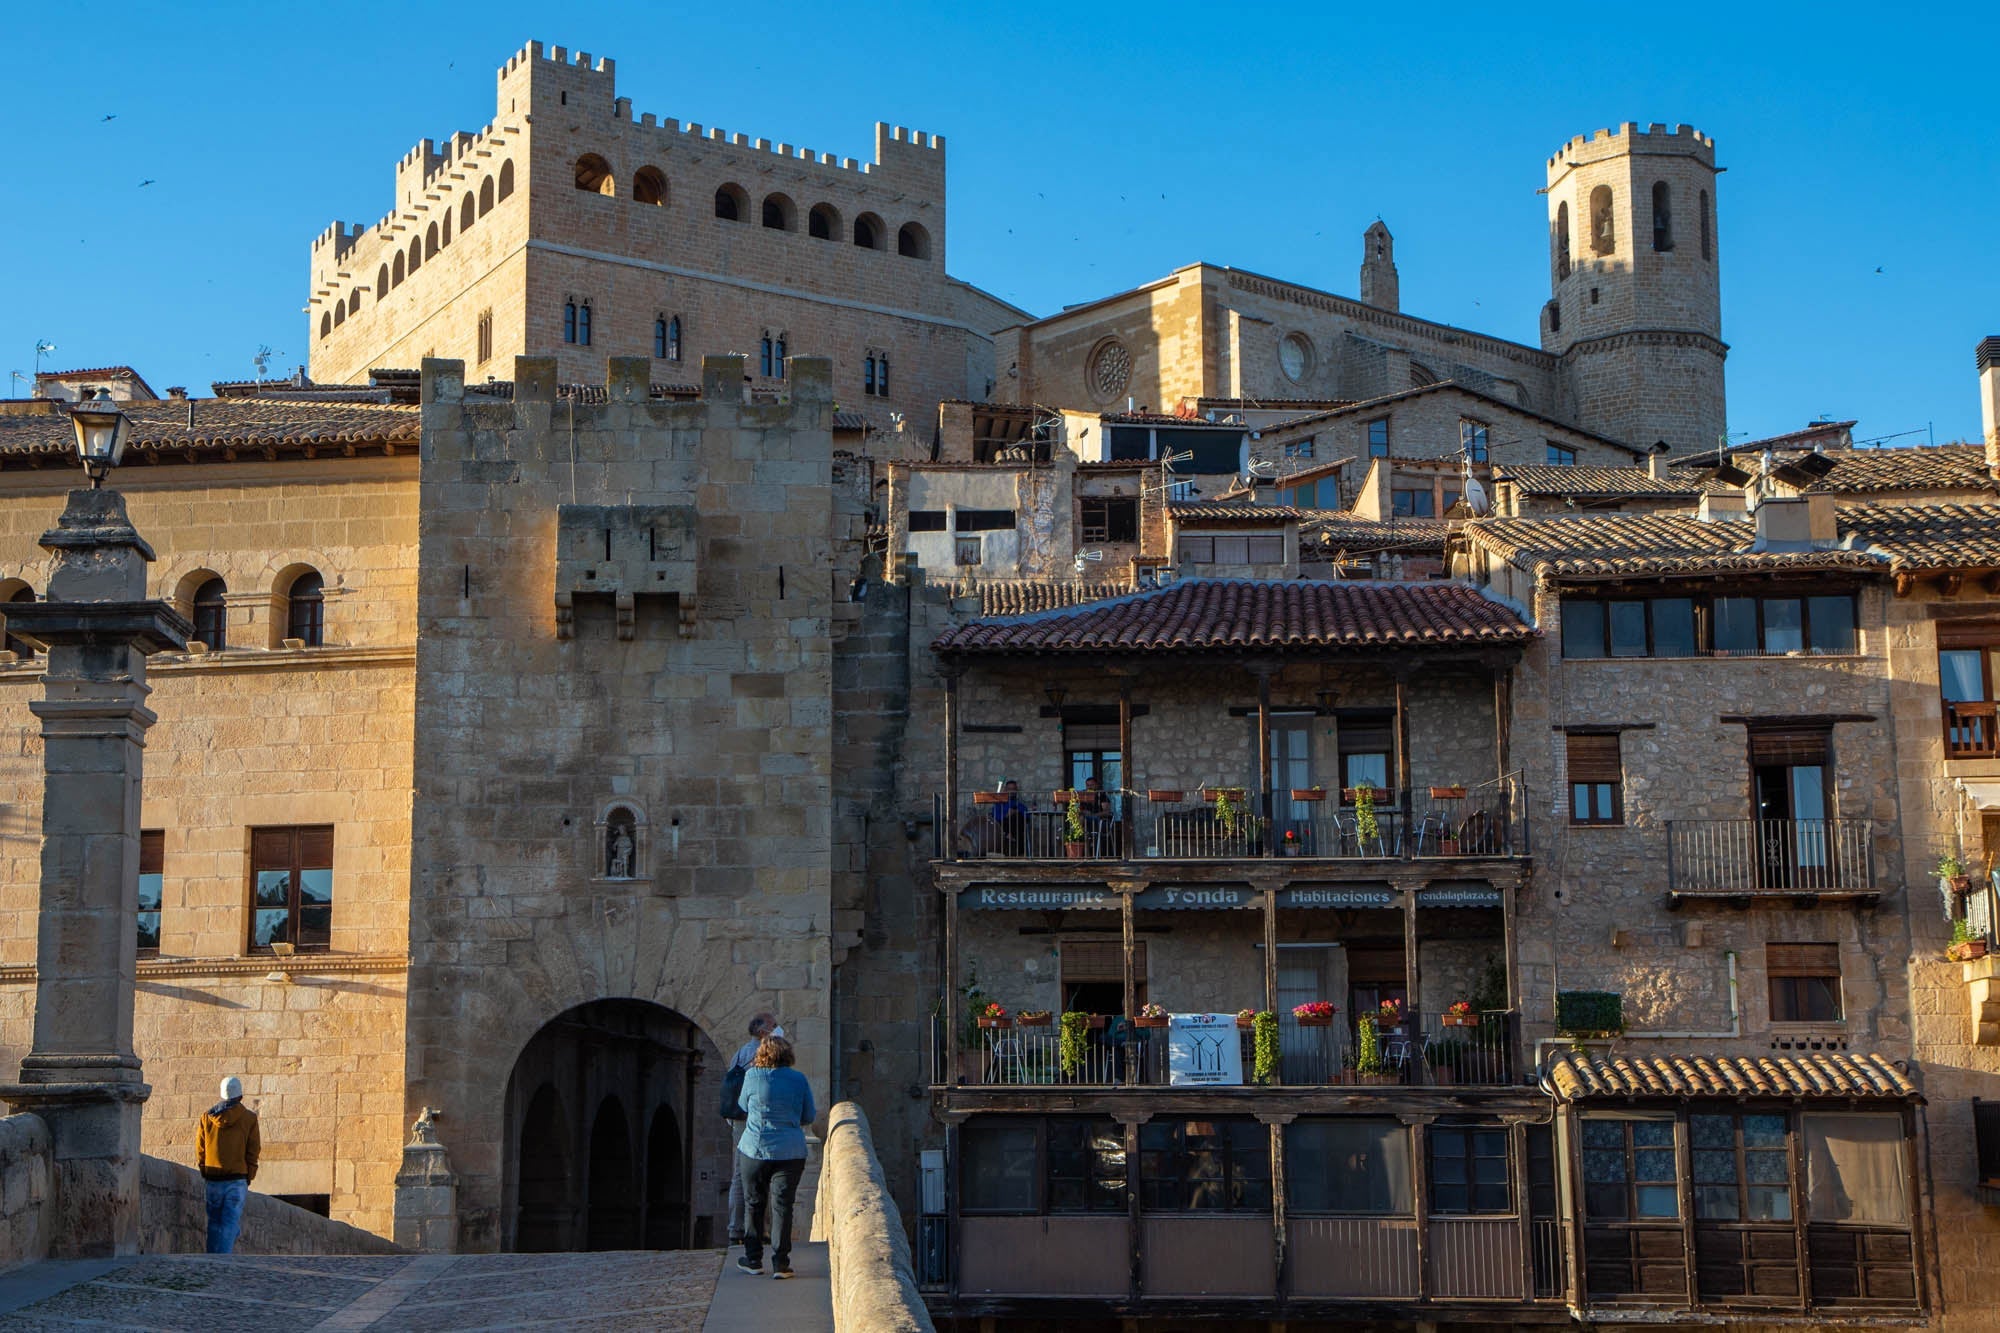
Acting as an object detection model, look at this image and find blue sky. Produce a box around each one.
[3,1,1996,443]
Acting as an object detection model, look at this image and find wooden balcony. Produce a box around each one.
[1665,818,1878,907]
[1947,700,1997,758]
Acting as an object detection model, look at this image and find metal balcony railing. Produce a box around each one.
[1666,818,1875,895]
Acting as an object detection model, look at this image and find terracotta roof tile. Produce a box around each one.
[1168,501,1303,523]
[949,580,1135,617]
[464,381,702,403]
[0,398,419,461]
[1464,513,1882,579]
[1545,1050,1918,1102]
[1841,502,2000,571]
[1807,445,1996,494]
[1494,464,1707,499]
[1304,515,1452,550]
[933,578,1534,655]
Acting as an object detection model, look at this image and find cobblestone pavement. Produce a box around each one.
[0,1249,731,1331]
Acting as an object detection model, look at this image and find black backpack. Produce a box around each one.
[720,1063,747,1120]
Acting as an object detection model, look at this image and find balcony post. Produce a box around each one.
[1258,1111,1296,1301]
[1503,882,1519,1011]
[1117,674,1133,856]
[1491,663,1511,781]
[942,668,960,863]
[1263,886,1278,1019]
[1254,664,1273,854]
[1394,667,1412,848]
[943,883,960,1084]
[1121,887,1137,1087]
[1401,1110,1438,1300]
[1404,888,1422,1029]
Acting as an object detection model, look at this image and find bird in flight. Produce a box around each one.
[101,113,117,122]
[1874,266,1884,274]
[138,179,156,188]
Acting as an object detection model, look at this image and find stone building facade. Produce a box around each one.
[307,42,1025,432]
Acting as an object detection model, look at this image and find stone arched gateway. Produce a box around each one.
[500,999,725,1252]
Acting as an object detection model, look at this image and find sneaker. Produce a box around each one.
[736,1256,763,1275]
[771,1264,793,1280]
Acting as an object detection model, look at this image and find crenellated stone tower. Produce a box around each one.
[1542,123,1726,455]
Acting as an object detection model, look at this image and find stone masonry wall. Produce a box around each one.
[0,1112,51,1270]
[139,1155,401,1256]
[405,354,838,1251]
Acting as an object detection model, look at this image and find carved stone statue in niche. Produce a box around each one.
[608,824,635,879]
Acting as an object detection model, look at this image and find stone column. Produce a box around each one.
[393,1108,458,1253]
[0,488,187,1258]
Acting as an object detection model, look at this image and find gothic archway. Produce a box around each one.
[501,999,724,1252]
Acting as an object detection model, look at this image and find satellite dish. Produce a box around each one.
[1463,476,1491,516]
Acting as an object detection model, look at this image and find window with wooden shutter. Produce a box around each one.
[137,830,164,956]
[249,825,335,953]
[1567,732,1623,825]
[1767,942,1841,1023]
[1748,728,1829,768]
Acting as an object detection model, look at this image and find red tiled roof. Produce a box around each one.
[0,399,418,465]
[1493,464,1707,499]
[1168,501,1303,523]
[35,365,145,381]
[1463,513,1882,579]
[1545,1051,1918,1102]
[1808,445,1996,495]
[1841,502,2000,571]
[932,579,1534,656]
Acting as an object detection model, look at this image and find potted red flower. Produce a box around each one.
[976,1001,1012,1029]
[1377,998,1405,1032]
[1146,789,1185,803]
[1133,1002,1171,1029]
[1442,1000,1479,1029]
[1292,1000,1337,1028]
[1236,1007,1260,1030]
[1281,828,1301,856]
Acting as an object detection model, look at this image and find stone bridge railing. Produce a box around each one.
[140,1156,403,1256]
[811,1102,933,1332]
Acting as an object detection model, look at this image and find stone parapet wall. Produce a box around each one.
[138,1156,401,1256]
[0,1113,51,1270]
[812,1102,933,1333]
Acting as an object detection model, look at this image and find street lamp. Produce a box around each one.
[69,388,130,488]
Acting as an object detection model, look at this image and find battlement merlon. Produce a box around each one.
[496,39,616,118]
[397,139,446,209]
[1546,121,1717,179]
[874,122,947,179]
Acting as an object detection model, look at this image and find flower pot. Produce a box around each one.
[1441,1014,1480,1028]
[973,791,1007,805]
[1294,1013,1335,1028]
[1951,940,1989,962]
[1064,841,1087,859]
[1344,1069,1397,1086]
[977,1017,1012,1029]
[1281,843,1301,857]
[1053,790,1075,805]
[1236,1016,1259,1029]
[1147,789,1185,803]
[1949,875,1974,893]
[1018,1014,1053,1027]
[1342,788,1381,804]
[1438,838,1461,856]
[1429,785,1469,799]
[1430,1067,1456,1086]
[1200,788,1247,802]
[1085,1014,1108,1029]
[1133,1015,1170,1028]
[1290,789,1328,802]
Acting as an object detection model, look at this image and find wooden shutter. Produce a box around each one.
[1347,947,1406,984]
[1060,939,1145,983]
[296,825,335,872]
[1566,732,1623,784]
[1748,728,1829,767]
[251,827,294,873]
[139,829,164,876]
[1766,943,1839,976]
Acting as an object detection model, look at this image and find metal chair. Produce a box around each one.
[1412,812,1451,856]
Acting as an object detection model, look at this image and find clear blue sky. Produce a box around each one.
[4,1,1996,444]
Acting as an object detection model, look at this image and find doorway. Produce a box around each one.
[1750,727,1831,888]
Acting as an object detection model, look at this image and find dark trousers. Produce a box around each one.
[737,1152,806,1266]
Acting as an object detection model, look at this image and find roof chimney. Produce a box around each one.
[1979,337,2000,476]
[166,386,188,400]
[1647,439,1670,481]
[1752,494,1837,550]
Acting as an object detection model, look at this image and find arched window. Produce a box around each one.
[192,577,227,649]
[1651,181,1673,252]
[897,222,930,259]
[408,238,422,274]
[577,302,592,347]
[564,302,578,345]
[479,176,495,215]
[498,159,515,200]
[1589,184,1615,256]
[426,222,439,258]
[376,264,389,298]
[348,290,361,316]
[285,570,325,647]
[774,332,787,378]
[808,203,840,240]
[461,194,477,232]
[574,154,615,196]
[333,303,345,328]
[759,333,774,378]
[715,184,748,221]
[1700,189,1712,261]
[864,350,890,397]
[1555,201,1571,281]
[632,166,667,206]
[320,312,331,338]
[4,585,37,659]
[666,315,681,362]
[761,193,795,231]
[441,209,452,246]
[477,310,493,365]
[392,252,406,286]
[654,317,668,359]
[853,213,884,250]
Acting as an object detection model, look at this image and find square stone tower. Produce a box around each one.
[1542,123,1727,455]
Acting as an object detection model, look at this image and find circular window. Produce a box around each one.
[1087,340,1131,403]
[1279,332,1314,384]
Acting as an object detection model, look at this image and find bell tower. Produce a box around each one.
[1542,123,1726,455]
[1359,220,1399,312]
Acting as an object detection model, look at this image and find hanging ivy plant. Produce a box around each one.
[1214,788,1240,838]
[1252,1010,1280,1085]
[1355,1015,1385,1075]
[1355,784,1380,846]
[1059,1010,1090,1077]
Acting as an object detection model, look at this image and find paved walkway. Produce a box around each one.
[0,1244,833,1332]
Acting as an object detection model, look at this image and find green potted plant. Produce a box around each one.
[1939,852,1973,894]
[1351,1015,1393,1083]
[1058,1010,1091,1076]
[1252,1010,1280,1086]
[1017,1009,1053,1027]
[1352,783,1381,852]
[1062,794,1088,858]
[1950,917,1988,962]
[1210,787,1242,839]
[1134,1001,1170,1029]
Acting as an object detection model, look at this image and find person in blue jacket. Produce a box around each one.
[735,1035,816,1278]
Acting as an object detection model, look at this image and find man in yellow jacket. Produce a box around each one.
[197,1076,260,1253]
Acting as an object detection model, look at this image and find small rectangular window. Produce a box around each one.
[1763,598,1805,654]
[1651,599,1697,657]
[1808,595,1856,654]
[961,1123,1039,1213]
[1459,419,1489,463]
[954,536,981,565]
[1567,732,1623,826]
[1285,1119,1412,1214]
[249,825,333,954]
[1608,601,1648,657]
[1213,535,1249,564]
[1429,1124,1511,1215]
[1562,601,1606,659]
[1547,444,1577,466]
[1367,419,1390,457]
[1181,536,1214,563]
[1080,497,1139,545]
[1581,1118,1680,1221]
[1391,488,1435,518]
[1046,1119,1127,1215]
[1139,1118,1271,1213]
[1283,439,1315,459]
[1768,942,1842,1023]
[138,829,164,956]
[954,509,1015,532]
[1713,597,1759,656]
[908,510,946,533]
[1246,535,1284,563]
[1802,1114,1909,1226]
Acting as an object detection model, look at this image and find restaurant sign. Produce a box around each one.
[1278,887,1397,909]
[1132,886,1257,910]
[1416,886,1503,909]
[961,886,1116,910]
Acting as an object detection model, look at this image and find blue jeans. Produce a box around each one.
[736,1153,805,1267]
[205,1178,247,1253]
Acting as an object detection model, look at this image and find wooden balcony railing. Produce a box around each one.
[1666,818,1875,897]
[1947,700,1998,758]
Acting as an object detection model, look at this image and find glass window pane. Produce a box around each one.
[1591,784,1613,820]
[1746,1150,1789,1184]
[252,908,289,949]
[1635,1149,1676,1182]
[1742,1115,1787,1148]
[1695,1185,1739,1219]
[963,1125,1039,1212]
[1581,1120,1626,1150]
[297,905,331,948]
[1609,602,1648,657]
[1585,1183,1627,1220]
[136,912,161,952]
[1763,598,1804,654]
[1285,1119,1412,1214]
[1652,599,1696,657]
[1562,602,1606,659]
[1571,785,1591,822]
[137,872,163,914]
[1714,597,1758,655]
[1583,1149,1627,1183]
[1691,1115,1733,1149]
[1804,1114,1909,1225]
[1693,1150,1736,1184]
[299,868,333,906]
[254,871,291,908]
[1636,1184,1680,1218]
[1433,1155,1467,1185]
[1941,650,1986,702]
[1632,1121,1675,1149]
[1808,596,1856,653]
[1748,1185,1792,1221]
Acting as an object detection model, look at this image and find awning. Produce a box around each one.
[1960,780,2000,811]
[1543,1051,1920,1103]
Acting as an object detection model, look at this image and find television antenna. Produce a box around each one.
[1073,548,1104,573]
[252,345,276,381]
[31,340,55,382]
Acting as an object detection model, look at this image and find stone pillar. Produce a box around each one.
[393,1108,458,1253]
[0,488,186,1258]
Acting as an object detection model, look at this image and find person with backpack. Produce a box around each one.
[721,1012,779,1247]
[734,1035,815,1279]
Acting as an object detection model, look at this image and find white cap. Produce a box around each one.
[220,1076,242,1100]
